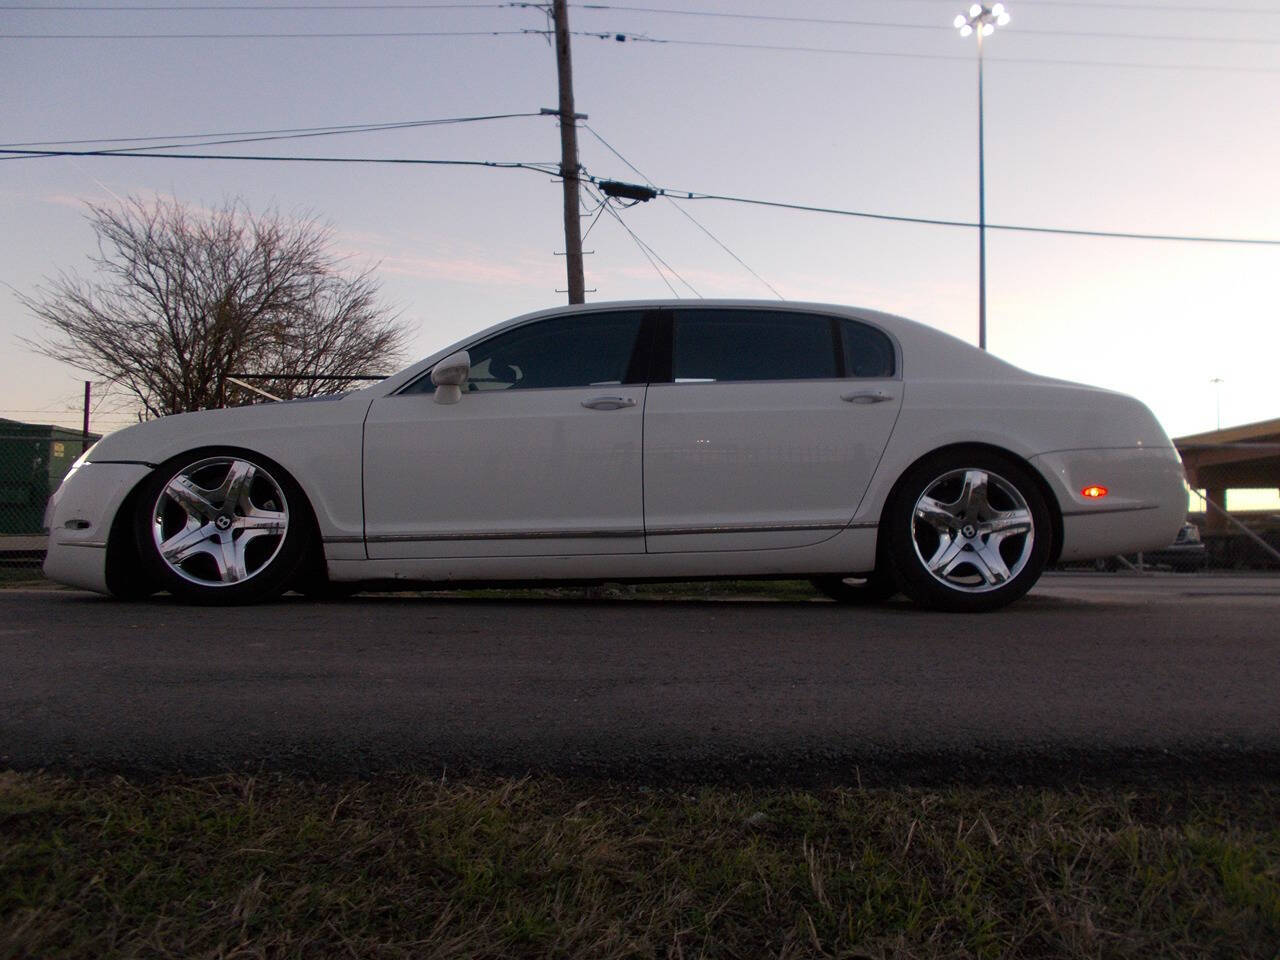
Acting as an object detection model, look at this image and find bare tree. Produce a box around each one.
[21,196,408,417]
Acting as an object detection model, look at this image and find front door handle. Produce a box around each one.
[581,396,638,410]
[841,390,895,404]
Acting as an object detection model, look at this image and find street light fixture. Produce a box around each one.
[954,2,1010,351]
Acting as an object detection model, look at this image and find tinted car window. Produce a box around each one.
[672,309,838,383]
[404,312,644,394]
[841,319,896,378]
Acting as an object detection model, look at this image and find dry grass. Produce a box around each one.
[3,773,1278,958]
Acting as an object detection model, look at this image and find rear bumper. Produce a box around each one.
[1030,446,1186,562]
[43,462,151,594]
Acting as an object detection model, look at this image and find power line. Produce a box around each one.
[580,197,608,244]
[0,112,545,154]
[586,184,699,297]
[621,181,1280,247]
[8,0,1275,12]
[0,113,543,150]
[613,215,681,296]
[0,1,507,7]
[579,4,937,29]
[997,0,1280,12]
[580,32,1280,75]
[1000,26,1280,45]
[604,205,685,297]
[1,28,534,38]
[5,144,1276,247]
[583,124,783,299]
[0,147,561,175]
[573,4,1280,45]
[7,22,1278,70]
[815,0,1280,10]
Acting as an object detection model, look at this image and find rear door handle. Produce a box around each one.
[582,396,638,410]
[841,390,894,404]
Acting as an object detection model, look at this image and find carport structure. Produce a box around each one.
[1174,416,1280,532]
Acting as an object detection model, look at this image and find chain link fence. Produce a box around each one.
[0,427,96,581]
[1191,494,1280,571]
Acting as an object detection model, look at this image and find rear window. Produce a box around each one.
[669,309,895,382]
[841,319,895,378]
[672,309,837,382]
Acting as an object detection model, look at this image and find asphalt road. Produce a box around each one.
[3,574,1278,785]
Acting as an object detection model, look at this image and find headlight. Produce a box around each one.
[60,445,96,488]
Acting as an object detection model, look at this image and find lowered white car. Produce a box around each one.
[44,301,1186,611]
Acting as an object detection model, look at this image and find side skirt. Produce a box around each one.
[324,526,879,584]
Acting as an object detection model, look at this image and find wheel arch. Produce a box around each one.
[875,442,1064,566]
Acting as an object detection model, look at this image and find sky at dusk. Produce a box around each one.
[3,0,1279,459]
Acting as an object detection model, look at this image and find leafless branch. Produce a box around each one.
[20,196,408,416]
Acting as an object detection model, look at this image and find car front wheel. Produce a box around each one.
[883,450,1052,612]
[134,450,310,604]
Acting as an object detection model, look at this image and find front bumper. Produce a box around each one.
[43,461,152,594]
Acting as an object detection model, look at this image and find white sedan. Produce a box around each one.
[44,300,1186,612]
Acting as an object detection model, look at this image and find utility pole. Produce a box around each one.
[551,0,585,304]
[82,380,91,439]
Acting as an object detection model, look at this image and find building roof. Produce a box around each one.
[1174,417,1280,490]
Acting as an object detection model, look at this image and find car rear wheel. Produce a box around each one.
[134,450,311,604]
[883,450,1052,612]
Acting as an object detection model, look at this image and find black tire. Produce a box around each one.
[810,572,897,604]
[882,449,1053,613]
[104,499,158,601]
[133,448,312,604]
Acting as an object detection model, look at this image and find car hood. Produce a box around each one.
[87,392,374,464]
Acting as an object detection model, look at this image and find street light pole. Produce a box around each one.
[954,3,1009,352]
[976,27,986,351]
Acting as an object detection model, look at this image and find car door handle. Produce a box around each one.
[841,390,895,404]
[581,396,638,410]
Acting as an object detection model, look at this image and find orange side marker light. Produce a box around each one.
[1081,485,1109,499]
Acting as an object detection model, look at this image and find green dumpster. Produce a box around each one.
[0,419,101,534]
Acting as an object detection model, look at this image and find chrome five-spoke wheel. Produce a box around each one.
[136,451,309,603]
[885,451,1052,612]
[911,468,1034,592]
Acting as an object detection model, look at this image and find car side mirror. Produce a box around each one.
[431,350,470,405]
